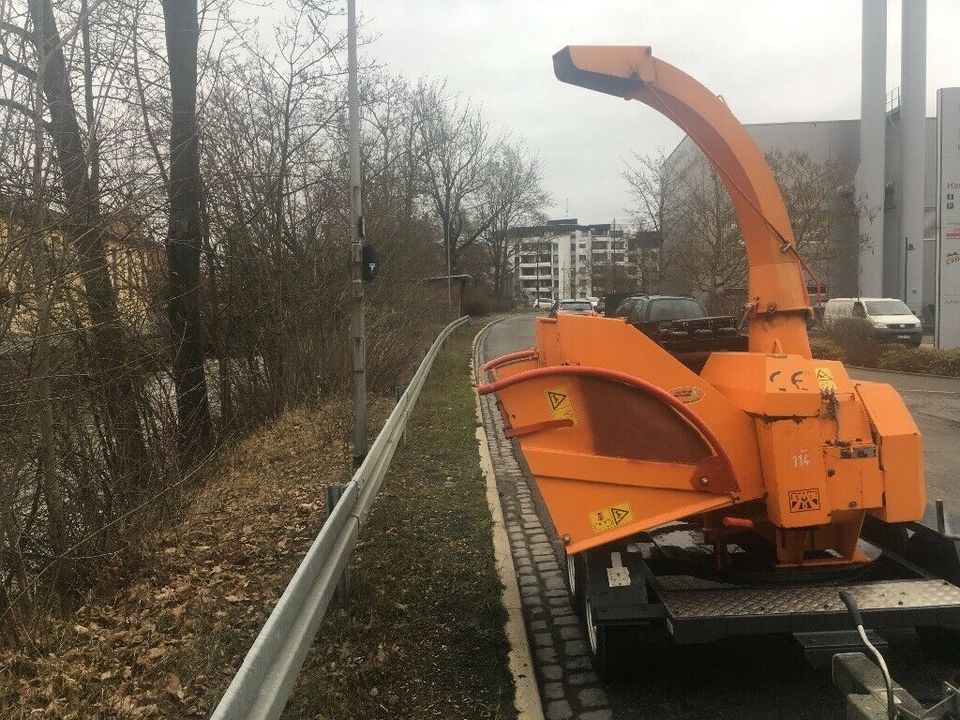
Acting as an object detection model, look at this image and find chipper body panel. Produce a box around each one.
[478,45,960,659]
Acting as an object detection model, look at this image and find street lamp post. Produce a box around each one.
[347,0,366,464]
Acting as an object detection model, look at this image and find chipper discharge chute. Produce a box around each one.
[479,46,960,672]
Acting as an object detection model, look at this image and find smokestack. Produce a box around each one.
[900,0,926,312]
[857,0,887,297]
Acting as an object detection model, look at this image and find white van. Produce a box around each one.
[822,297,922,347]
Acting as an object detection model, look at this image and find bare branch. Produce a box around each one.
[0,52,37,81]
[0,98,52,131]
[0,21,34,44]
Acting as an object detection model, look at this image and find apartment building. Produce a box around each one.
[512,218,636,305]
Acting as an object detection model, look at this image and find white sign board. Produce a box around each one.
[936,88,960,348]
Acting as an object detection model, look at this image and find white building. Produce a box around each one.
[512,219,637,305]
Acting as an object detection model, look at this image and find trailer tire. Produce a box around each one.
[564,552,586,616]
[584,595,632,679]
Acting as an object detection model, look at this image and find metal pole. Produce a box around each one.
[446,222,452,312]
[324,483,350,599]
[900,0,926,314]
[348,0,367,464]
[857,0,886,297]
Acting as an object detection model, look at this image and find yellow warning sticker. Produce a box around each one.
[789,487,821,513]
[546,385,576,424]
[670,386,703,404]
[815,367,836,391]
[588,502,635,534]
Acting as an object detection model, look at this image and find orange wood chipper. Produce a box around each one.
[479,46,960,672]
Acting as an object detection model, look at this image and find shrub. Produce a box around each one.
[877,346,960,377]
[828,317,881,366]
[810,335,844,361]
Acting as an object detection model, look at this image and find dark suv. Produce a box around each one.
[612,294,744,354]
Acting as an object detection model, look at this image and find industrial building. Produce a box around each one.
[511,219,637,305]
[664,106,939,323]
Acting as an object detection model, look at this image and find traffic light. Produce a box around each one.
[361,244,379,283]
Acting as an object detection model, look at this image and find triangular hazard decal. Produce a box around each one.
[611,506,630,525]
[547,391,566,410]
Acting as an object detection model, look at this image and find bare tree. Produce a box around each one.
[17,0,149,483]
[412,80,501,274]
[653,149,862,312]
[767,150,862,297]
[479,142,548,298]
[162,0,213,461]
[622,148,686,291]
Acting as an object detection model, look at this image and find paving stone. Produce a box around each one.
[580,710,613,720]
[543,575,566,591]
[578,687,608,708]
[519,575,538,587]
[540,664,562,681]
[545,588,568,598]
[545,700,573,720]
[536,646,557,664]
[564,657,592,671]
[547,595,568,607]
[528,619,547,632]
[558,625,581,640]
[520,585,539,598]
[554,614,579,626]
[564,639,589,657]
[530,533,550,544]
[569,670,597,685]
[542,682,564,700]
[534,632,552,647]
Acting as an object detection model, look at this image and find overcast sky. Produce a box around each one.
[356,0,960,225]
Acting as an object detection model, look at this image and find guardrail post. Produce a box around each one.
[325,483,351,599]
[395,386,407,445]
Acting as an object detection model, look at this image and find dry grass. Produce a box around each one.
[0,397,390,719]
[281,326,517,720]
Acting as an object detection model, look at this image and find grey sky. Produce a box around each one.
[361,0,960,226]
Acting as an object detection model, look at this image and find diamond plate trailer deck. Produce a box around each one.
[574,517,960,665]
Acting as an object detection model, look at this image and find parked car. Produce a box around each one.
[617,294,744,354]
[548,298,596,318]
[604,291,647,318]
[822,297,922,347]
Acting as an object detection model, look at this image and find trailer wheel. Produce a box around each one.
[584,595,631,678]
[564,552,586,616]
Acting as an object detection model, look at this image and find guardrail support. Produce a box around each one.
[324,483,351,599]
[395,386,407,445]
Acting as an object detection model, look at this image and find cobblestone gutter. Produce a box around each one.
[474,323,614,720]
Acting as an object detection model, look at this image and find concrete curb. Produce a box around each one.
[472,319,545,720]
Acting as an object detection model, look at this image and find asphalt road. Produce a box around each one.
[484,314,960,719]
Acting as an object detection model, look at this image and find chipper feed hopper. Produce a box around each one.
[479,46,960,671]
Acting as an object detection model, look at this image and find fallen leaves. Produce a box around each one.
[0,399,379,719]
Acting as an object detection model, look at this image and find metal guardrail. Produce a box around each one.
[211,316,470,720]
